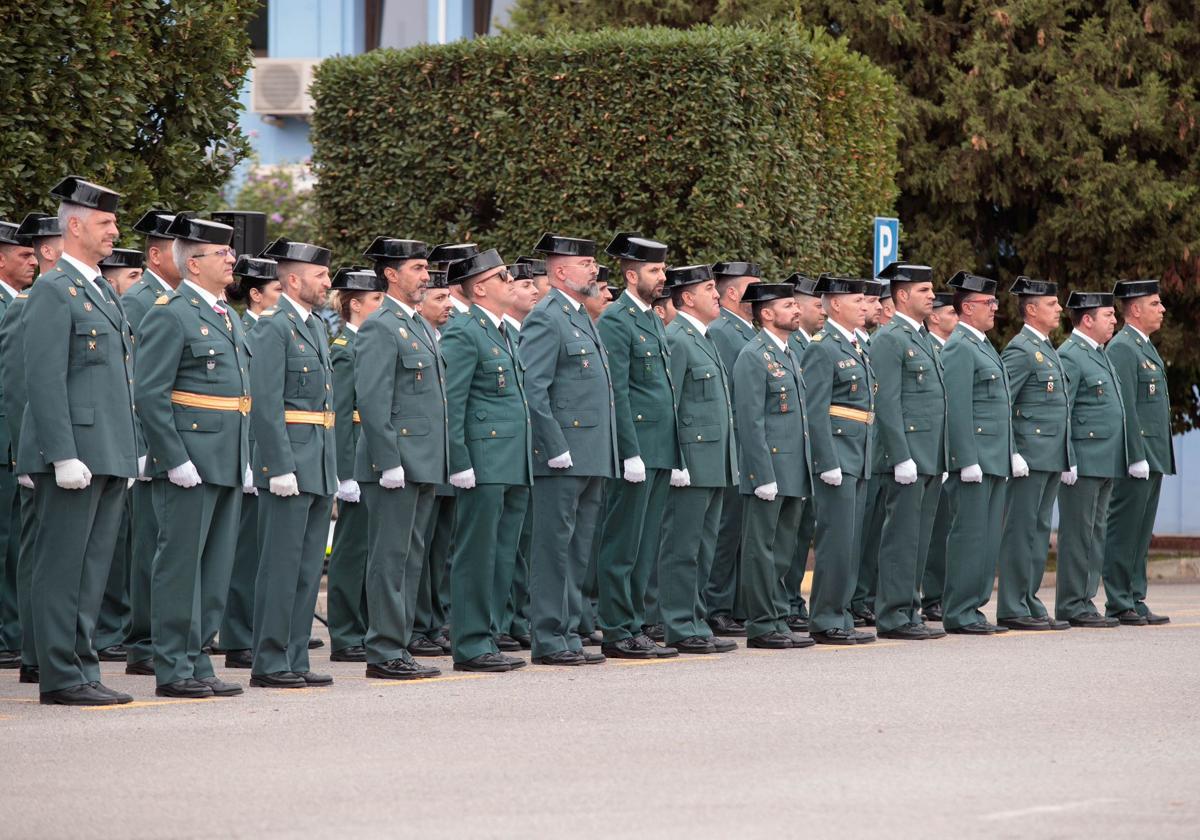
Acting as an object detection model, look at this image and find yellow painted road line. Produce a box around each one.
[0,697,38,704]
[82,698,218,711]
[812,641,904,651]
[368,674,492,685]
[609,656,707,666]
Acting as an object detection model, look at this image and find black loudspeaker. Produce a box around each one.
[211,211,267,258]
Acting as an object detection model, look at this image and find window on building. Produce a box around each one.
[366,0,430,50]
[248,0,269,56]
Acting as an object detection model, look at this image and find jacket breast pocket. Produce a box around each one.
[565,340,597,378]
[559,410,598,431]
[631,339,662,382]
[1137,370,1162,402]
[1031,369,1060,400]
[768,383,795,415]
[189,341,226,381]
[974,367,1000,398]
[401,353,435,394]
[391,416,431,437]
[690,364,719,400]
[73,322,109,367]
[681,423,720,444]
[903,358,932,391]
[834,365,864,398]
[286,355,323,399]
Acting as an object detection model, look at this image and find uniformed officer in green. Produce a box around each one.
[781,274,824,631]
[868,263,948,640]
[920,291,958,622]
[326,266,386,662]
[21,176,138,705]
[941,271,1013,635]
[996,277,1072,631]
[594,233,679,659]
[521,233,618,666]
[1103,279,1174,625]
[1,213,62,685]
[801,274,877,645]
[703,261,761,637]
[355,238,447,680]
[441,250,532,672]
[121,209,182,676]
[135,216,251,698]
[657,264,738,655]
[248,237,336,688]
[1055,292,1123,628]
[733,282,814,649]
[0,220,38,669]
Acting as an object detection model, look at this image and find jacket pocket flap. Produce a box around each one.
[174,410,223,432]
[559,410,597,429]
[392,416,431,436]
[682,424,720,442]
[70,406,95,426]
[902,416,931,432]
[286,356,318,371]
[691,365,719,381]
[565,341,592,356]
[189,341,225,358]
[401,354,434,370]
[974,368,1000,383]
[469,421,517,440]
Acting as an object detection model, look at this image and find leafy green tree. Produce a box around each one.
[505,0,803,34]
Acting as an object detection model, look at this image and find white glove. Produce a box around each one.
[670,468,691,488]
[126,477,135,489]
[893,459,918,485]
[623,456,646,483]
[137,455,148,478]
[960,464,983,483]
[754,482,778,501]
[268,472,300,497]
[547,451,573,469]
[449,469,476,490]
[336,479,361,502]
[819,468,843,487]
[17,474,33,490]
[1061,466,1078,486]
[168,460,202,489]
[380,465,406,489]
[941,472,949,484]
[1128,460,1150,480]
[1011,452,1029,478]
[53,458,92,490]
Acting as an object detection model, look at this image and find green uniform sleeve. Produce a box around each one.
[597,311,639,461]
[133,303,190,472]
[799,341,836,474]
[23,281,76,465]
[330,340,357,481]
[732,344,773,488]
[1106,339,1144,465]
[353,314,404,473]
[942,338,979,471]
[440,320,479,475]
[248,316,297,478]
[666,328,689,471]
[870,329,909,469]
[519,307,569,462]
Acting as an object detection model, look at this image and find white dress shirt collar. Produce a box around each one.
[476,304,505,329]
[625,289,651,312]
[344,322,359,334]
[502,314,522,333]
[0,280,19,301]
[764,329,789,353]
[723,307,753,331]
[282,293,311,320]
[960,322,987,343]
[826,317,859,344]
[677,310,709,336]
[1023,323,1050,343]
[387,295,416,319]
[182,279,222,310]
[450,295,470,314]
[1073,330,1100,350]
[1127,324,1149,343]
[894,310,922,331]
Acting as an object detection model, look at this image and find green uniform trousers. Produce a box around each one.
[362,481,435,663]
[702,485,742,620]
[528,475,603,658]
[785,503,814,619]
[17,485,36,666]
[810,477,868,633]
[0,467,20,652]
[578,486,605,636]
[1103,472,1162,617]
[94,495,131,650]
[151,480,240,684]
[219,491,258,651]
[875,474,942,633]
[921,484,950,610]
[252,490,334,676]
[739,494,805,639]
[502,504,533,637]
[997,470,1060,620]
[1056,476,1113,620]
[450,484,529,662]
[597,468,670,641]
[659,485,724,645]
[943,475,1008,629]
[32,475,127,693]
[327,497,369,653]
[414,494,454,642]
[852,476,885,614]
[124,480,159,665]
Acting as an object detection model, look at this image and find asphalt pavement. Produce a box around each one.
[2,582,1198,839]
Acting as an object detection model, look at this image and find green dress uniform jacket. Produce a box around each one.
[354,296,448,663]
[1056,332,1128,619]
[20,259,138,693]
[0,291,33,663]
[921,334,952,612]
[595,291,680,642]
[0,285,20,654]
[441,304,532,662]
[1103,324,1175,617]
[783,330,815,621]
[247,298,336,677]
[940,323,1013,629]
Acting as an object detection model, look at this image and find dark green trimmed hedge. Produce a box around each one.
[311,26,899,277]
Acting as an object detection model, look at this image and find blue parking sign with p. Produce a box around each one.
[873,217,899,278]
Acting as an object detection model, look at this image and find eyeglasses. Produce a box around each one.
[965,297,999,309]
[192,248,237,260]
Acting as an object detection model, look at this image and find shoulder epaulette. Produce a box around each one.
[262,307,278,317]
[810,332,824,342]
[154,294,170,305]
[16,293,28,300]
[332,336,348,346]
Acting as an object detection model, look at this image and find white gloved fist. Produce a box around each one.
[941,472,949,484]
[819,467,843,487]
[268,472,300,497]
[126,477,135,489]
[1011,452,1030,478]
[754,482,778,501]
[168,460,202,489]
[449,469,476,490]
[53,458,92,490]
[17,474,34,490]
[960,464,984,483]
[336,479,361,503]
[243,465,257,496]
[137,454,149,479]
[894,458,918,485]
[1128,459,1150,480]
[380,465,406,489]
[623,456,646,484]
[1061,466,1078,487]
[547,451,573,470]
[670,468,691,488]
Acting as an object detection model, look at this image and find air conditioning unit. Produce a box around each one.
[251,58,319,116]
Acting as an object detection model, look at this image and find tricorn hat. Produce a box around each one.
[742,282,794,304]
[17,213,61,239]
[132,209,177,239]
[1111,279,1158,299]
[166,215,233,246]
[363,237,429,262]
[876,262,932,284]
[260,237,331,267]
[533,233,595,258]
[947,271,997,296]
[814,273,867,295]
[99,248,145,271]
[605,232,667,263]
[1008,276,1058,297]
[447,248,506,285]
[233,255,278,283]
[49,176,120,213]
[331,265,386,292]
[785,273,820,297]
[1066,291,1114,310]
[663,264,714,290]
[711,261,763,280]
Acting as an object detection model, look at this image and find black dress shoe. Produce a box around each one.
[512,632,532,650]
[630,633,677,658]
[579,630,603,647]
[810,628,859,645]
[407,637,446,657]
[249,671,307,688]
[495,633,522,652]
[96,644,127,662]
[580,649,606,664]
[602,637,657,659]
[308,637,325,649]
[747,631,793,649]
[366,659,441,680]
[921,603,944,622]
[294,670,332,686]
[0,650,20,668]
[125,659,155,676]
[921,624,947,639]
[40,683,122,706]
[330,645,367,662]
[851,608,877,627]
[201,643,215,655]
[852,615,866,627]
[19,664,39,683]
[531,650,585,666]
[785,614,809,632]
[453,653,512,672]
[1068,613,1119,628]
[986,623,1010,634]
[430,633,453,654]
[945,622,995,635]
[710,637,737,653]
[642,623,665,642]
[707,614,748,637]
[997,616,1053,631]
[1113,609,1148,626]
[224,649,254,669]
[1142,610,1170,625]
[499,653,527,670]
[878,623,931,641]
[1044,618,1070,631]
[198,676,244,696]
[672,636,716,654]
[156,678,215,699]
[90,682,134,703]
